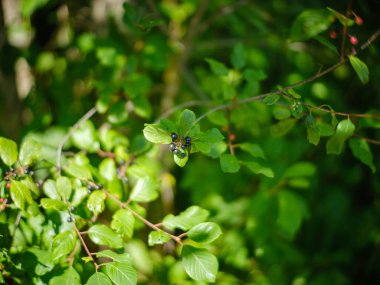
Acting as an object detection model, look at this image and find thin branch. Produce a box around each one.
[74,225,99,269]
[357,136,380,146]
[155,100,211,122]
[56,107,97,175]
[103,189,183,245]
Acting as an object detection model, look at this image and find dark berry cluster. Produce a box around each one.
[169,132,191,159]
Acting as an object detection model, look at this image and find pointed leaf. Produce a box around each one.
[179,109,196,134]
[188,222,222,244]
[174,150,189,167]
[19,139,41,166]
[306,115,320,145]
[239,143,266,160]
[163,206,209,231]
[86,272,112,285]
[349,138,376,172]
[99,158,117,181]
[143,124,171,144]
[181,245,218,282]
[326,119,355,154]
[220,154,240,173]
[263,94,281,105]
[52,231,77,261]
[205,58,229,76]
[245,161,274,178]
[349,55,369,84]
[40,198,67,211]
[57,176,72,200]
[87,190,106,215]
[10,180,33,210]
[130,176,159,202]
[88,225,123,248]
[104,262,137,285]
[111,209,135,239]
[148,231,171,246]
[0,137,18,166]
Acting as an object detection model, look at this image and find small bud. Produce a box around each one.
[350,36,358,45]
[6,182,11,189]
[355,16,363,25]
[329,30,337,39]
[229,133,236,141]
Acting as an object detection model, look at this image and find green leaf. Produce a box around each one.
[19,139,41,166]
[283,162,316,178]
[349,56,369,84]
[327,7,355,26]
[87,190,106,215]
[205,58,229,76]
[244,161,274,178]
[52,231,77,261]
[271,119,296,137]
[290,9,334,41]
[111,209,135,239]
[220,154,240,173]
[0,137,18,166]
[181,245,218,282]
[306,115,320,145]
[326,119,355,154]
[71,120,100,152]
[263,94,281,105]
[88,224,123,248]
[174,150,189,167]
[198,128,224,143]
[188,222,222,244]
[96,250,132,263]
[163,206,209,231]
[143,124,171,144]
[21,176,40,196]
[10,180,33,210]
[43,179,60,199]
[104,262,137,285]
[349,138,376,172]
[179,109,196,134]
[64,160,93,180]
[99,158,117,181]
[130,176,159,202]
[50,267,81,285]
[148,231,171,246]
[40,198,67,211]
[244,68,267,82]
[86,272,112,285]
[57,176,72,200]
[277,191,308,239]
[239,143,266,160]
[231,42,245,70]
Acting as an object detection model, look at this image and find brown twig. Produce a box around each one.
[74,225,99,269]
[103,189,183,245]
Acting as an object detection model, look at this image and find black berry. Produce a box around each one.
[180,152,186,158]
[9,167,14,172]
[181,144,187,149]
[24,169,29,174]
[173,149,180,155]
[185,136,191,142]
[171,133,178,141]
[169,143,176,151]
[185,142,191,147]
[67,216,73,223]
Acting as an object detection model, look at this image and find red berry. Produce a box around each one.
[355,16,363,25]
[0,198,4,203]
[329,30,337,39]
[350,36,358,45]
[229,133,236,141]
[6,182,11,189]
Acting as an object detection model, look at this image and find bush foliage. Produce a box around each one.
[0,1,380,284]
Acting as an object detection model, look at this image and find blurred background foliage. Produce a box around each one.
[1,0,380,284]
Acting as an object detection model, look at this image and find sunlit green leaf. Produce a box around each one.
[57,176,72,200]
[99,158,117,181]
[86,272,112,285]
[143,124,171,144]
[50,267,81,285]
[163,206,209,231]
[182,245,218,282]
[88,224,123,248]
[239,143,266,159]
[326,119,355,154]
[205,58,229,76]
[52,231,77,261]
[10,180,33,210]
[179,109,196,134]
[0,137,18,166]
[111,209,135,239]
[148,231,171,246]
[40,198,67,211]
[104,262,137,285]
[244,161,274,178]
[130,176,159,202]
[87,190,106,215]
[188,222,222,244]
[96,250,132,263]
[19,139,41,166]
